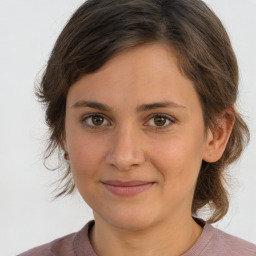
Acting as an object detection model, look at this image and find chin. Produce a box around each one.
[96,207,160,231]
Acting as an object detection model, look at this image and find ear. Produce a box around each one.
[203,109,235,163]
[60,133,70,160]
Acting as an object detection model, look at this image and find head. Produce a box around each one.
[38,0,249,223]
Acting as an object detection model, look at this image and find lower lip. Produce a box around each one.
[102,183,155,196]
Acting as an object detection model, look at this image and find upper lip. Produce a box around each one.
[102,180,154,187]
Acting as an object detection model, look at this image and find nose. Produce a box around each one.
[105,125,146,171]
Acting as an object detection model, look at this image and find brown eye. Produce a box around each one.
[92,115,104,126]
[146,114,173,129]
[154,116,167,126]
[82,114,110,128]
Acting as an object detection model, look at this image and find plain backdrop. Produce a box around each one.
[0,0,255,255]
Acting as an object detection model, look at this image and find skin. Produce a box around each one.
[63,43,233,256]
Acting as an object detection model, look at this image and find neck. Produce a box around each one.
[89,214,203,256]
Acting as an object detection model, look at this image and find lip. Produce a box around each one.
[101,180,155,196]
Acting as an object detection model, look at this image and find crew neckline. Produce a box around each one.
[73,219,216,256]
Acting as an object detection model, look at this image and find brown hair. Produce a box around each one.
[37,0,249,223]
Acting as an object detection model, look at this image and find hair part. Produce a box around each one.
[37,0,250,222]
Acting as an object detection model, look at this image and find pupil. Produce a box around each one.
[92,116,103,125]
[154,116,166,126]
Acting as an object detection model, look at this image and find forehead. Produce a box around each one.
[67,43,201,114]
[95,43,180,84]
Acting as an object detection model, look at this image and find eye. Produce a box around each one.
[82,114,110,128]
[146,114,174,128]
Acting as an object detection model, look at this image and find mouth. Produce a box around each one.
[101,180,155,196]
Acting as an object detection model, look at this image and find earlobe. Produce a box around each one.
[203,109,235,163]
[60,133,70,160]
[64,152,70,160]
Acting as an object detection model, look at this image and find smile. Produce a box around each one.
[101,180,155,196]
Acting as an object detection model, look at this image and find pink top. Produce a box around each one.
[19,220,256,256]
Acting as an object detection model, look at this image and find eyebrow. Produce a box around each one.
[72,100,186,112]
[72,100,112,112]
[136,101,186,112]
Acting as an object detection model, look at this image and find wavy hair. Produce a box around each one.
[37,0,250,222]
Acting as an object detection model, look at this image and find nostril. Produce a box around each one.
[106,150,145,171]
[105,130,146,170]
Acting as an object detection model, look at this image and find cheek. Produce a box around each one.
[68,136,108,206]
[67,133,106,181]
[149,137,204,210]
[150,134,204,184]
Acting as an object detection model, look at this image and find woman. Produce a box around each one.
[19,0,256,255]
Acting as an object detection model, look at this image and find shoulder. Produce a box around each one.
[214,227,256,255]
[18,221,95,256]
[184,219,256,256]
[17,232,75,256]
[203,224,256,256]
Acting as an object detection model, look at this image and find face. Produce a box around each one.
[64,43,212,230]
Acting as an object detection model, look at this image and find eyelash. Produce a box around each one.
[81,113,175,130]
[81,113,108,130]
[146,114,174,130]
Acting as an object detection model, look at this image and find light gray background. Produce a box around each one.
[0,1,255,255]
